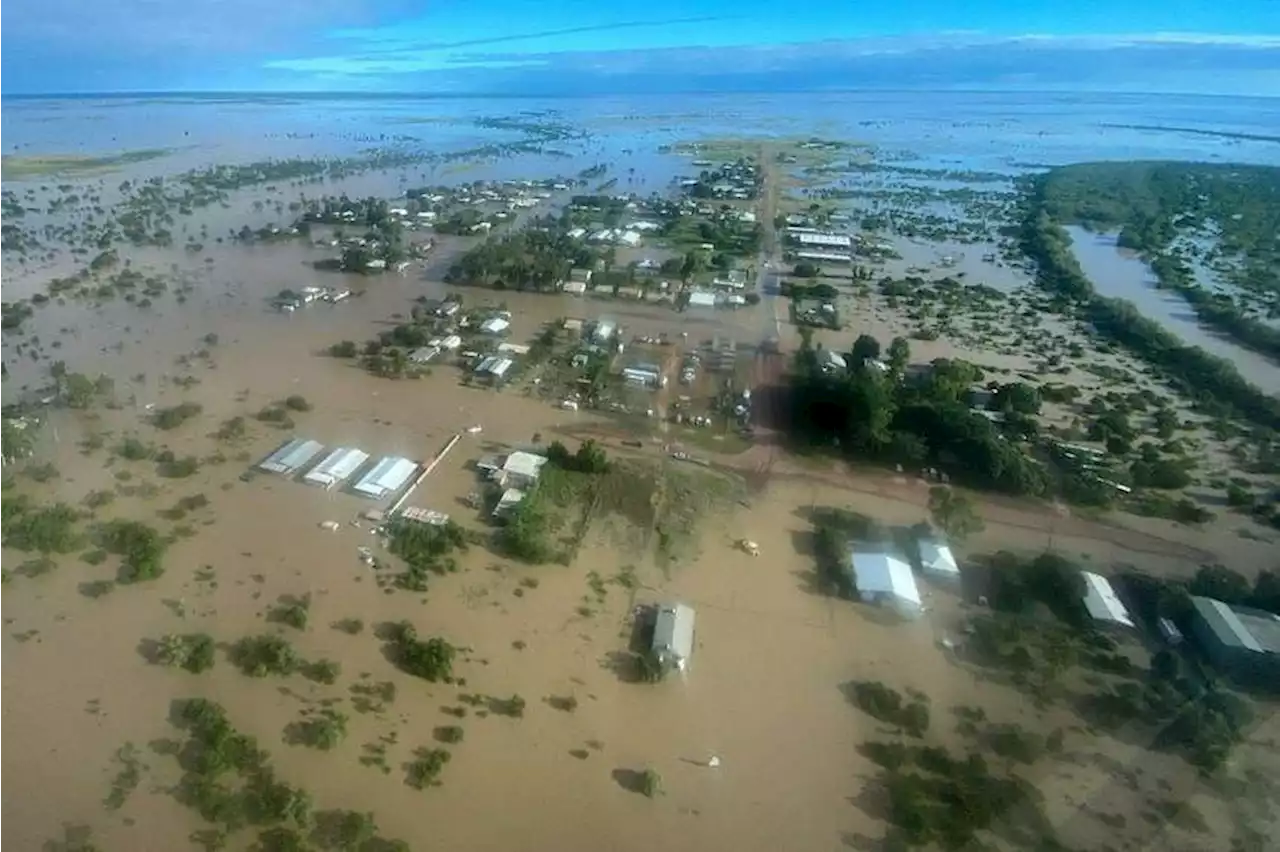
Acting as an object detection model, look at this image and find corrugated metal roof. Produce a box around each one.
[848,551,921,606]
[259,438,325,475]
[1192,596,1264,652]
[352,456,418,499]
[652,603,695,663]
[1081,571,1135,628]
[919,539,959,576]
[304,447,370,489]
[504,451,547,480]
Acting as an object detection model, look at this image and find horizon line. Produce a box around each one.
[5,87,1279,100]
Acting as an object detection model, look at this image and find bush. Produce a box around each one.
[2,499,83,553]
[157,455,200,478]
[639,768,662,798]
[328,340,359,358]
[332,618,365,635]
[96,519,167,582]
[286,708,348,751]
[406,748,451,789]
[283,395,312,412]
[386,622,456,682]
[270,595,311,630]
[434,726,464,744]
[256,406,293,426]
[848,681,931,737]
[152,402,203,430]
[118,437,153,460]
[156,633,217,673]
[302,659,341,685]
[231,635,300,677]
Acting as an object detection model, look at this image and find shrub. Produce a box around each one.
[328,340,358,358]
[230,635,300,677]
[848,681,931,737]
[157,455,200,478]
[152,402,203,430]
[2,500,83,553]
[156,633,217,673]
[96,520,167,582]
[406,748,451,789]
[270,595,311,630]
[332,618,365,635]
[639,768,662,798]
[286,708,348,751]
[434,726,464,744]
[302,659,341,685]
[255,406,293,426]
[117,437,153,460]
[283,395,312,412]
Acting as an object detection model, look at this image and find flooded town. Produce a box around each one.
[3,92,1280,852]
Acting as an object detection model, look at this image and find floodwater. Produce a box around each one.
[1066,226,1280,395]
[5,90,1280,852]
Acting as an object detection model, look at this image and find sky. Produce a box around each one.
[2,0,1279,95]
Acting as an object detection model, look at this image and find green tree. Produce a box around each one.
[850,334,882,365]
[887,337,911,374]
[928,486,984,542]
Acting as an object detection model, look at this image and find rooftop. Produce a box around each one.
[1192,596,1280,654]
[848,550,921,606]
[504,451,548,480]
[1081,571,1135,628]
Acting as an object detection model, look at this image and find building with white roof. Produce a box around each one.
[502,451,548,489]
[304,447,370,490]
[795,250,852,264]
[847,549,923,619]
[618,230,642,247]
[479,317,510,335]
[474,356,514,382]
[652,603,696,672]
[352,456,419,500]
[918,538,960,584]
[258,438,325,476]
[567,227,587,239]
[792,231,852,249]
[687,290,717,308]
[1081,571,1136,629]
[492,488,526,519]
[564,280,587,295]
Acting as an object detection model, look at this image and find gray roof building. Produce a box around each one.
[1189,596,1280,688]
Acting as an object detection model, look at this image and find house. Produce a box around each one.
[564,280,588,296]
[475,455,503,478]
[366,258,388,270]
[1081,571,1136,630]
[651,603,696,672]
[623,364,663,388]
[492,488,526,519]
[592,319,617,343]
[821,350,847,373]
[846,549,923,618]
[351,456,419,500]
[303,447,370,490]
[434,301,460,319]
[918,538,960,584]
[502,451,548,489]
[497,343,531,356]
[430,335,462,352]
[618,230,642,247]
[568,268,594,285]
[631,221,661,232]
[408,346,440,364]
[791,231,852,249]
[567,227,587,239]
[480,317,510,335]
[687,290,717,308]
[258,438,325,476]
[474,356,514,382]
[795,250,852,264]
[1189,596,1280,687]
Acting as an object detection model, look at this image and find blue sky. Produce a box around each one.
[3,0,1279,94]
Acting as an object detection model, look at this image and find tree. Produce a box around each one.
[928,486,984,542]
[1251,570,1280,614]
[1188,564,1250,606]
[793,261,820,278]
[63,373,96,409]
[888,337,911,374]
[850,334,882,365]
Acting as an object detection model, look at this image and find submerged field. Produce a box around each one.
[3,92,1280,852]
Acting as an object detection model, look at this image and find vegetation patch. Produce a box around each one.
[153,633,217,674]
[382,621,458,682]
[284,708,349,751]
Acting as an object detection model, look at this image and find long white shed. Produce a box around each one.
[304,447,370,490]
[258,438,325,476]
[352,456,419,500]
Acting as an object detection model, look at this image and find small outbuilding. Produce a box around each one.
[651,603,696,672]
[492,488,526,519]
[687,290,716,308]
[847,549,923,618]
[480,317,510,335]
[918,538,960,584]
[1080,571,1136,630]
[1189,596,1280,687]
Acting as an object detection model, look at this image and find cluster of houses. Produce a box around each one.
[274,285,351,312]
[256,437,421,502]
[679,158,760,200]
